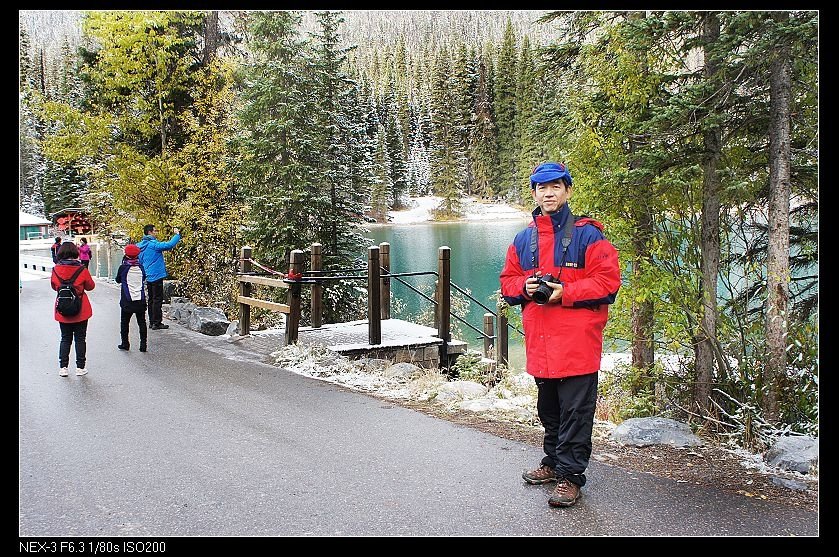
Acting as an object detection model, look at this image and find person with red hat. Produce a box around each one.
[115,243,148,352]
[500,162,621,508]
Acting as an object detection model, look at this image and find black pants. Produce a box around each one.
[146,279,164,326]
[535,373,599,487]
[121,307,148,348]
[59,320,88,368]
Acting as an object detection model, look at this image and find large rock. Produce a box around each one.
[383,362,423,379]
[611,417,702,447]
[764,435,818,474]
[438,380,488,399]
[187,307,231,336]
[169,299,197,323]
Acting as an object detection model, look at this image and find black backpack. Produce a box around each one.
[53,266,85,317]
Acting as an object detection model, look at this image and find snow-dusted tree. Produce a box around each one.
[407,116,432,196]
[57,39,83,108]
[451,42,477,193]
[494,19,518,196]
[385,103,409,208]
[343,78,376,222]
[19,22,43,216]
[393,34,412,156]
[19,21,35,91]
[309,11,367,252]
[469,54,498,199]
[370,125,393,223]
[429,46,464,218]
[515,34,542,200]
[235,11,323,268]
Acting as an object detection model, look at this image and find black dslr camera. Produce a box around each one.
[531,274,557,305]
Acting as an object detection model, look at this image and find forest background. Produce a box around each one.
[18,10,818,451]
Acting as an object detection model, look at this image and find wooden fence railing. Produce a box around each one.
[236,243,510,366]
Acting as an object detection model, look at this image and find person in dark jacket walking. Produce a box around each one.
[115,244,148,352]
[136,224,181,330]
[499,162,621,508]
[50,237,62,263]
[51,241,96,377]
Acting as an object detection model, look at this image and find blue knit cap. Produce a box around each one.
[530,162,573,188]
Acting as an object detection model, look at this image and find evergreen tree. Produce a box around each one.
[393,34,412,156]
[385,104,409,207]
[370,125,393,223]
[469,54,499,199]
[58,39,82,108]
[452,42,476,193]
[407,115,432,196]
[429,46,464,218]
[19,22,34,90]
[493,19,518,195]
[515,34,541,200]
[235,11,322,269]
[19,23,43,215]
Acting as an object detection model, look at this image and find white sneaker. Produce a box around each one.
[59,368,69,377]
[76,368,88,376]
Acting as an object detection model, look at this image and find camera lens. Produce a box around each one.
[532,283,552,305]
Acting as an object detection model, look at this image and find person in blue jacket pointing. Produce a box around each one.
[137,224,181,330]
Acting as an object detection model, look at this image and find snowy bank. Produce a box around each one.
[384,196,530,225]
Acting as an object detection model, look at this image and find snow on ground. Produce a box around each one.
[386,196,530,225]
[269,342,540,425]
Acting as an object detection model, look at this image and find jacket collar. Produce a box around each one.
[531,203,572,229]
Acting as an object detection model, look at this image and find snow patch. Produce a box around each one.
[385,196,530,225]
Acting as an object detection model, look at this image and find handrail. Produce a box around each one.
[239,243,518,367]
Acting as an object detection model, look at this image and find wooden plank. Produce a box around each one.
[237,295,290,314]
[237,275,288,288]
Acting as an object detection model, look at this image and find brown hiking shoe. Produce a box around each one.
[548,478,581,507]
[522,465,557,485]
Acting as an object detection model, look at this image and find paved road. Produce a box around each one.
[19,275,818,536]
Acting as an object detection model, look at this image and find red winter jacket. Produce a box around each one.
[51,260,96,323]
[499,205,621,378]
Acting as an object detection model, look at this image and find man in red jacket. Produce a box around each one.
[499,162,621,507]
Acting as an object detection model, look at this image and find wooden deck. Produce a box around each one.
[229,318,467,369]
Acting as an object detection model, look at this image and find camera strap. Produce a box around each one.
[530,212,576,268]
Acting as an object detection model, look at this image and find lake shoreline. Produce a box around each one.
[372,195,532,227]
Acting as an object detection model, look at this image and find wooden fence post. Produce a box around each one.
[498,302,509,367]
[368,246,382,345]
[310,243,322,328]
[437,246,451,369]
[483,313,494,359]
[285,250,304,345]
[379,242,390,320]
[239,247,252,335]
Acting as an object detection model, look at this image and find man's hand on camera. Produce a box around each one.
[525,275,563,302]
[173,227,180,235]
[545,280,563,303]
[525,276,540,297]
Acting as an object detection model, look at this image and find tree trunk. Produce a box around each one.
[627,11,655,373]
[159,95,167,155]
[202,11,221,66]
[631,208,655,371]
[764,14,792,424]
[695,12,721,416]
